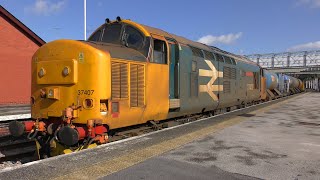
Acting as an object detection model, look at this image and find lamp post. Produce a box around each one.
[84,0,86,40]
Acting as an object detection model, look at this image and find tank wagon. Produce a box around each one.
[263,70,280,99]
[264,71,304,99]
[265,71,278,90]
[8,17,304,157]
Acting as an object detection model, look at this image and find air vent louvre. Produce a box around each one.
[130,64,145,107]
[111,62,128,99]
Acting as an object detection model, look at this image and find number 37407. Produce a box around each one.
[77,90,94,95]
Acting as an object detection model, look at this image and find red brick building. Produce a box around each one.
[0,5,45,105]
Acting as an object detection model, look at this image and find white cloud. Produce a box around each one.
[197,32,243,46]
[287,41,320,51]
[25,0,66,15]
[295,0,320,8]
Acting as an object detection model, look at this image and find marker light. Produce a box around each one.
[38,68,46,78]
[62,66,70,76]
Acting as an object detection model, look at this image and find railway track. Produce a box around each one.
[0,135,37,163]
[0,119,37,165]
[0,115,201,164]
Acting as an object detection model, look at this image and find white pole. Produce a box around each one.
[84,0,87,40]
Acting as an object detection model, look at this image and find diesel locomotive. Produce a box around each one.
[9,17,304,157]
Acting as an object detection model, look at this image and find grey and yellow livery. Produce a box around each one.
[9,17,304,158]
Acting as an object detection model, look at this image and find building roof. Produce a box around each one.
[0,5,45,46]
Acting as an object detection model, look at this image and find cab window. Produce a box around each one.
[152,39,167,64]
[124,26,144,49]
[102,24,122,44]
[88,29,102,41]
[88,23,150,58]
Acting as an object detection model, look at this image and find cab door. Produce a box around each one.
[166,38,180,100]
[143,34,170,121]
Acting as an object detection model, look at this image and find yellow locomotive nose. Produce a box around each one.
[31,39,111,124]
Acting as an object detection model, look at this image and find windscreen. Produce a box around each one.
[88,23,150,58]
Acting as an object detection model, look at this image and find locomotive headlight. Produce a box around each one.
[38,68,46,78]
[46,88,59,100]
[62,66,70,76]
[83,99,94,109]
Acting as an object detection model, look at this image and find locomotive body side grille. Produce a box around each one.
[120,63,128,98]
[223,67,231,79]
[111,62,128,99]
[223,81,231,93]
[223,66,235,94]
[231,68,236,79]
[130,64,145,107]
[137,65,145,107]
[223,66,236,80]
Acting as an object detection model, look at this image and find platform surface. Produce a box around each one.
[0,105,30,121]
[1,92,319,180]
[103,93,320,180]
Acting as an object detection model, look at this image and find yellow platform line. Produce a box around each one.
[53,94,304,180]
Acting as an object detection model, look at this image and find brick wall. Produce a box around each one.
[0,15,40,105]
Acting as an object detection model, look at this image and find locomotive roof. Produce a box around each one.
[137,22,257,65]
[91,19,258,66]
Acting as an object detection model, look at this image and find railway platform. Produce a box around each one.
[0,105,30,121]
[0,92,319,180]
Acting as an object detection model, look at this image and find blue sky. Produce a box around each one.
[1,0,320,55]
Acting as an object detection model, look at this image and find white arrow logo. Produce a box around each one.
[199,60,223,101]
